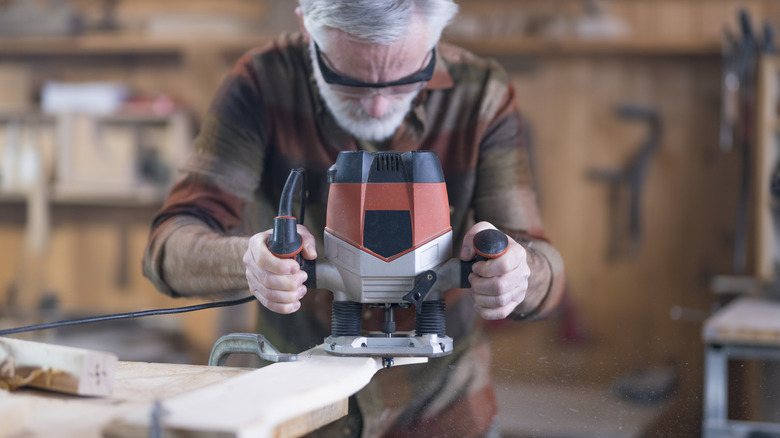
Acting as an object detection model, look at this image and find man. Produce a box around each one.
[143,0,564,436]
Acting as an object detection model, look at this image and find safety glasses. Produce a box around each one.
[314,41,435,98]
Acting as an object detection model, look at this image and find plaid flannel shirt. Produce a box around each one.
[143,33,564,437]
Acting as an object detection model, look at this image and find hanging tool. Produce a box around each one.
[720,28,739,153]
[216,151,509,368]
[588,103,661,260]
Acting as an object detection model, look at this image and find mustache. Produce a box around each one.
[309,43,416,141]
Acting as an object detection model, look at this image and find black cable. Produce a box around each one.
[277,168,306,224]
[2,171,305,337]
[0,295,255,336]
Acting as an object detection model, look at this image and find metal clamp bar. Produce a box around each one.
[208,333,298,366]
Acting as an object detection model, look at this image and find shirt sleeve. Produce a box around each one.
[473,76,565,320]
[142,52,269,296]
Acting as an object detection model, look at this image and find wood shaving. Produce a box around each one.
[0,360,63,392]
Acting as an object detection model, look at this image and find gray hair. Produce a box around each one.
[298,0,458,50]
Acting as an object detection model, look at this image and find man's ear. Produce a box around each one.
[295,7,311,42]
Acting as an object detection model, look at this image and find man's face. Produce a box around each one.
[311,22,432,142]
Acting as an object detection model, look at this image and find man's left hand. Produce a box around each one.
[460,222,530,320]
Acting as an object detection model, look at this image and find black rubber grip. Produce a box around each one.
[267,216,303,258]
[473,229,509,259]
[302,258,317,288]
[461,229,510,287]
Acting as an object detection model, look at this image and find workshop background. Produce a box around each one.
[1,0,779,436]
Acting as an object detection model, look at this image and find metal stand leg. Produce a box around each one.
[703,344,728,437]
[702,343,780,438]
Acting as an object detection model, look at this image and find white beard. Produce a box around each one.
[309,45,418,142]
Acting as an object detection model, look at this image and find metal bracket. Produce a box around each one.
[208,333,298,366]
[402,270,437,314]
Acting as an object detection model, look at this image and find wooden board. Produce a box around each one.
[0,361,251,438]
[0,336,117,396]
[703,297,780,346]
[105,345,426,437]
[754,56,780,284]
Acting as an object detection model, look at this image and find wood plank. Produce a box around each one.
[0,336,117,396]
[105,345,426,438]
[754,56,780,284]
[703,297,780,346]
[0,361,251,438]
[274,399,348,438]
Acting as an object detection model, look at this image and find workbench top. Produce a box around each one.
[0,344,425,438]
[702,296,780,346]
[0,361,251,437]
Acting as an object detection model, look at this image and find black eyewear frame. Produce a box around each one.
[314,42,436,89]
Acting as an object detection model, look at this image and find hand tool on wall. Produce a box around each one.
[720,29,739,153]
[222,151,508,369]
[588,104,661,261]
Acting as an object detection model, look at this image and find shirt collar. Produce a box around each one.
[424,45,454,91]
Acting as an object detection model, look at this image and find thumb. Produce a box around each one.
[297,224,318,260]
[460,221,497,260]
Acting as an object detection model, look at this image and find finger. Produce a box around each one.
[243,231,271,267]
[246,263,307,292]
[460,221,497,260]
[469,266,528,294]
[246,266,307,314]
[297,225,318,260]
[252,290,302,314]
[472,287,522,309]
[247,232,301,275]
[261,285,308,305]
[472,243,526,278]
[468,272,504,296]
[474,304,516,320]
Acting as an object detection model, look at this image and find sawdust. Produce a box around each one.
[0,358,63,392]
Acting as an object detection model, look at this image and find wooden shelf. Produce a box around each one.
[450,35,722,56]
[0,32,277,56]
[0,185,166,207]
[0,32,723,57]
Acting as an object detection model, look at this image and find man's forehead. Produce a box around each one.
[320,11,428,47]
[323,27,428,64]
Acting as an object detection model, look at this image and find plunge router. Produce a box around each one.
[211,150,508,368]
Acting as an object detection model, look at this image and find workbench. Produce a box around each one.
[0,344,422,437]
[0,361,247,437]
[702,296,780,438]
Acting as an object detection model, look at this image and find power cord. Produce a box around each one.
[0,295,255,336]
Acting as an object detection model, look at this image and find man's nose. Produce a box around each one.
[360,95,391,118]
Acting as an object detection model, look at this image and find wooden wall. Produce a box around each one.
[491,53,737,436]
[467,1,776,435]
[1,0,779,434]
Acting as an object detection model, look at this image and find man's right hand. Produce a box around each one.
[243,225,318,314]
